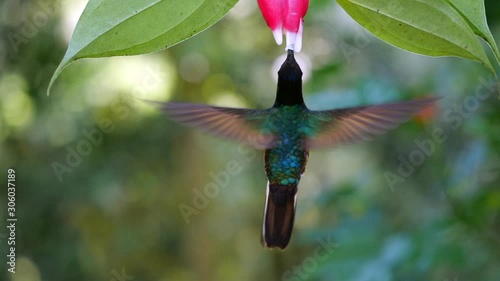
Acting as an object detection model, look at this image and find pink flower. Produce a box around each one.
[257,0,309,52]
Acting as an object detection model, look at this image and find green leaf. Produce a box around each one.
[48,0,238,95]
[446,0,500,63]
[336,0,494,72]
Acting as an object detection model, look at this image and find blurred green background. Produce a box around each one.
[1,0,500,280]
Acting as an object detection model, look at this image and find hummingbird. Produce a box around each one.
[148,50,436,250]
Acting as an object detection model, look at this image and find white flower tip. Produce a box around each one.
[294,41,302,52]
[285,21,304,52]
[295,21,303,52]
[286,31,297,52]
[272,29,283,45]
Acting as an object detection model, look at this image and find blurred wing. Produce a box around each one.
[148,101,274,149]
[306,97,438,149]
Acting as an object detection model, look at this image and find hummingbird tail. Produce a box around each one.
[261,181,298,250]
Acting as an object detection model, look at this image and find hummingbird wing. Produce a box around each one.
[305,97,438,149]
[147,101,275,149]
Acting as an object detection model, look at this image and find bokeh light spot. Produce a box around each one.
[0,74,34,131]
[179,52,209,83]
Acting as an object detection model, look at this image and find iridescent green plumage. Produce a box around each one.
[264,105,308,185]
[149,50,437,250]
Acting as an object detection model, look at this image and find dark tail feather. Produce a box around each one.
[261,182,298,250]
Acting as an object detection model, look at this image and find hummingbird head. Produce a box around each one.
[278,50,303,82]
[275,50,304,106]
